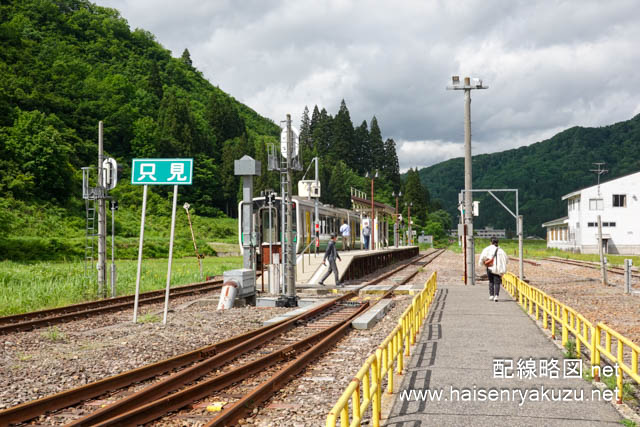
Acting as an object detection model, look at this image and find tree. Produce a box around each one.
[180,48,193,67]
[2,110,75,202]
[383,137,401,192]
[403,168,429,223]
[354,120,369,174]
[369,116,385,172]
[157,87,201,157]
[331,99,356,164]
[206,90,246,159]
[130,116,159,157]
[311,108,333,157]
[299,105,311,150]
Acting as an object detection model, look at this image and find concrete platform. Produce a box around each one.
[359,283,424,295]
[262,299,330,326]
[256,296,334,308]
[295,246,416,286]
[352,298,395,330]
[383,284,623,426]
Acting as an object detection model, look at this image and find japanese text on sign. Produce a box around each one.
[131,159,193,185]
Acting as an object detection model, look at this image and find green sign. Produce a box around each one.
[131,158,193,185]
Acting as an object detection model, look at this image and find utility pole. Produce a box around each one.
[590,163,608,196]
[314,157,319,256]
[447,76,488,286]
[598,215,608,286]
[97,121,106,297]
[286,114,296,304]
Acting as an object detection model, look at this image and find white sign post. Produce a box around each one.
[132,184,148,323]
[131,159,193,324]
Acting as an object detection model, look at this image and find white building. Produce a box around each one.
[542,171,640,254]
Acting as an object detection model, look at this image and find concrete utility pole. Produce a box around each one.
[97,121,106,296]
[597,215,608,286]
[286,114,296,302]
[315,157,319,256]
[447,76,488,286]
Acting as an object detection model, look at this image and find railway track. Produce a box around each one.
[0,249,445,426]
[542,256,640,279]
[0,278,225,335]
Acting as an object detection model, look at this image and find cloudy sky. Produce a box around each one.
[99,0,640,171]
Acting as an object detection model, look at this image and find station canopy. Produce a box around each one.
[350,195,395,218]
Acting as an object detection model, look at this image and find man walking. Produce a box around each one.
[363,221,371,250]
[319,233,343,287]
[339,220,351,250]
[478,237,508,301]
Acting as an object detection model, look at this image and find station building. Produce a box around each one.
[542,171,640,254]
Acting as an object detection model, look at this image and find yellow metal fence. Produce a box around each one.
[326,272,438,427]
[502,272,640,403]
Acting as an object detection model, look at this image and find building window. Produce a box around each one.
[603,222,616,227]
[588,222,596,227]
[589,199,604,210]
[613,194,626,207]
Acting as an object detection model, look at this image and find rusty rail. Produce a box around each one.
[0,279,225,335]
[543,257,640,279]
[0,249,434,425]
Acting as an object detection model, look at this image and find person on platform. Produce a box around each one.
[339,220,351,251]
[319,233,343,287]
[363,222,371,250]
[478,236,508,301]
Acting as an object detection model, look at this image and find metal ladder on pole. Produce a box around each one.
[84,199,97,294]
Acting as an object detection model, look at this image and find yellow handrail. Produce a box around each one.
[502,272,640,404]
[326,272,438,427]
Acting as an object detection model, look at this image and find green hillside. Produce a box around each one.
[0,0,280,215]
[0,0,414,261]
[417,115,640,236]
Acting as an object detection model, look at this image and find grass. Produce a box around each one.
[41,326,66,342]
[448,238,640,267]
[620,419,637,427]
[601,372,637,403]
[0,256,242,316]
[563,339,577,359]
[138,313,161,323]
[0,196,239,261]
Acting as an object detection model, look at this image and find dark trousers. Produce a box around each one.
[363,235,370,249]
[320,259,340,284]
[488,270,501,296]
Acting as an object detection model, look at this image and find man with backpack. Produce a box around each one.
[478,237,508,301]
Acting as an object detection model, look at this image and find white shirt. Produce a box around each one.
[340,223,350,237]
[478,244,508,275]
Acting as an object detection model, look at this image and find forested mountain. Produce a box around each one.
[0,0,281,218]
[0,0,403,224]
[417,115,640,237]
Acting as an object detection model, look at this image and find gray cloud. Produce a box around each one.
[99,0,640,170]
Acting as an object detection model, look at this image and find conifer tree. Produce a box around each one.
[307,105,322,153]
[332,99,355,164]
[383,138,401,192]
[403,168,429,223]
[354,120,369,174]
[181,48,193,67]
[369,116,385,172]
[299,105,311,150]
[312,108,333,157]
